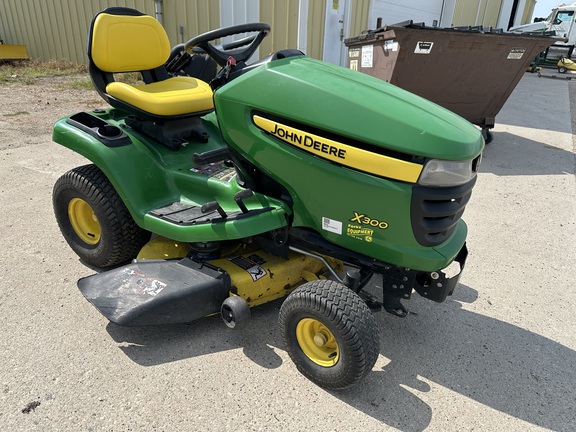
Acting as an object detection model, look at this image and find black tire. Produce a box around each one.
[279,280,380,390]
[481,128,493,145]
[558,66,567,73]
[53,164,150,268]
[221,296,251,329]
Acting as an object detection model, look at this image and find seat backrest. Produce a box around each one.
[87,7,171,103]
[90,8,170,73]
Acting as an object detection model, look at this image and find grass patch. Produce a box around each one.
[65,77,95,90]
[0,59,145,91]
[0,59,87,84]
[4,111,29,117]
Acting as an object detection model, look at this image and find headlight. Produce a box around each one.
[418,158,478,187]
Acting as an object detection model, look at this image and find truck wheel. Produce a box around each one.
[279,280,380,390]
[53,164,150,268]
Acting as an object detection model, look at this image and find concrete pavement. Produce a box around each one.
[0,72,574,431]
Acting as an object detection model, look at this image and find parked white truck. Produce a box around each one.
[509,2,576,62]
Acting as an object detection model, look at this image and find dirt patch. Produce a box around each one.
[0,75,104,151]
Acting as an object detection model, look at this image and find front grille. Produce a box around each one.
[411,177,477,246]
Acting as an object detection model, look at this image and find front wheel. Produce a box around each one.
[279,280,380,390]
[53,164,150,268]
[558,66,567,73]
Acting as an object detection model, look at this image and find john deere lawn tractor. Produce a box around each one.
[52,7,483,390]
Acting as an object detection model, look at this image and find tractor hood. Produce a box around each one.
[215,56,483,161]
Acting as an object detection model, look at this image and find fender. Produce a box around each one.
[52,110,290,242]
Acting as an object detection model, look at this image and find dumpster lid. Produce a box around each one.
[344,20,559,45]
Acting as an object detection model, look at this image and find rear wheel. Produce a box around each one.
[53,164,150,268]
[279,280,380,390]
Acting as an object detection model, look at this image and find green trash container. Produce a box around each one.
[345,22,557,143]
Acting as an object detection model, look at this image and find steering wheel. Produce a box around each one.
[184,23,270,67]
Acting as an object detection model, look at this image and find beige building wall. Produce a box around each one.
[306,0,327,60]
[522,0,537,25]
[350,0,372,37]
[0,0,536,64]
[162,0,221,46]
[483,0,504,27]
[0,0,154,63]
[260,0,299,56]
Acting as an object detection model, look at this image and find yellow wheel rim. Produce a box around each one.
[68,198,101,245]
[296,318,340,367]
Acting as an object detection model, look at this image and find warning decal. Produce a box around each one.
[507,48,525,60]
[190,162,236,182]
[361,45,373,67]
[228,254,268,282]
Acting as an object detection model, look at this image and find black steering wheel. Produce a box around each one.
[184,23,270,67]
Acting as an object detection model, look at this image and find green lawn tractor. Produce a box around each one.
[52,7,483,390]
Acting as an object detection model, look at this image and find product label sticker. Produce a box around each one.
[121,269,167,296]
[361,44,373,67]
[190,162,236,182]
[384,40,399,52]
[322,217,342,235]
[346,224,374,242]
[414,41,433,54]
[507,48,525,60]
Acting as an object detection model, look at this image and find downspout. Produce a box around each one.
[155,0,163,25]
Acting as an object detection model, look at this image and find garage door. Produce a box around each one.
[368,0,446,28]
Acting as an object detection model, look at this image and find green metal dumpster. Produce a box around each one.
[344,23,557,143]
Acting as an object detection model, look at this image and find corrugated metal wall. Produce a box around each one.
[0,0,535,64]
[350,0,371,36]
[306,0,327,60]
[521,0,536,25]
[260,0,299,55]
[162,0,220,46]
[452,0,504,27]
[0,0,154,63]
[483,0,504,27]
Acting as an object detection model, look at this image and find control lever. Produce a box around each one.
[234,189,253,213]
[201,201,227,219]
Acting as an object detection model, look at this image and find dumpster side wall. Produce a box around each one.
[345,28,557,129]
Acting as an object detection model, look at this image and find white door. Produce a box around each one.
[323,0,349,66]
[220,0,260,61]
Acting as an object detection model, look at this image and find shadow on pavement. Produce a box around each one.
[106,282,575,432]
[481,131,574,177]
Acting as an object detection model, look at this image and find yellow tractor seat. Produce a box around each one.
[87,7,214,147]
[106,77,214,117]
